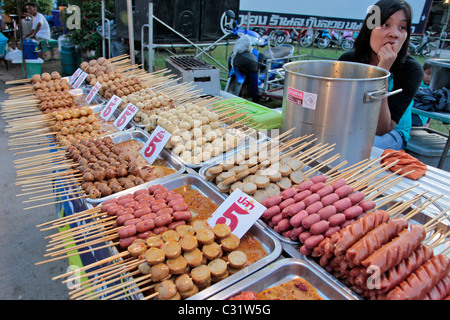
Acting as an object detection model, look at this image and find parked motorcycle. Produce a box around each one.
[224,10,294,102]
[409,31,437,58]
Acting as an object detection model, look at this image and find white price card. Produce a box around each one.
[208,188,266,238]
[113,103,139,131]
[68,68,82,85]
[85,81,102,104]
[72,71,88,89]
[139,125,172,165]
[100,95,122,121]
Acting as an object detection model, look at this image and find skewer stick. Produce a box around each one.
[24,194,89,210]
[402,194,444,221]
[373,184,418,209]
[44,234,118,258]
[47,226,117,251]
[423,207,450,232]
[36,207,101,228]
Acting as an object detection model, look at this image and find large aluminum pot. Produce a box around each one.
[281,60,401,166]
[426,58,450,90]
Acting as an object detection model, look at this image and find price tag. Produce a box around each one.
[86,81,102,104]
[113,103,139,131]
[208,189,266,238]
[68,68,82,85]
[72,71,88,88]
[139,125,172,165]
[100,95,122,121]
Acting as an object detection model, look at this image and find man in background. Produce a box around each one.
[23,2,50,41]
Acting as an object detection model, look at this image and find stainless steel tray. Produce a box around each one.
[208,258,359,300]
[87,173,283,300]
[85,129,185,204]
[69,87,107,107]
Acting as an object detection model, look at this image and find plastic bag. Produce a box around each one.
[5,48,23,61]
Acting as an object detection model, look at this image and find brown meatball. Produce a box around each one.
[116,165,128,178]
[89,187,102,199]
[93,169,106,181]
[82,171,95,183]
[105,167,117,179]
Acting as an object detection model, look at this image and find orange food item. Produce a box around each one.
[381,149,427,180]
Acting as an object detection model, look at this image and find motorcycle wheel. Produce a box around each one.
[421,44,437,58]
[300,36,313,48]
[341,39,353,51]
[275,34,288,46]
[317,38,330,49]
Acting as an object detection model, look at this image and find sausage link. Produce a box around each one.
[119,236,137,249]
[154,213,173,228]
[333,197,352,212]
[305,201,324,215]
[359,200,376,212]
[156,207,174,217]
[275,218,292,233]
[281,202,306,218]
[136,219,155,233]
[281,187,297,199]
[348,191,365,205]
[172,202,189,212]
[328,213,346,227]
[153,187,169,195]
[299,244,312,255]
[134,207,152,218]
[168,220,186,230]
[295,180,314,192]
[262,205,281,220]
[293,190,312,203]
[316,185,334,198]
[116,213,136,226]
[261,195,283,208]
[118,224,137,238]
[168,197,185,207]
[148,184,164,194]
[309,182,326,194]
[304,234,325,250]
[303,193,320,207]
[299,231,312,244]
[343,205,363,219]
[310,220,329,235]
[279,198,295,211]
[321,193,339,207]
[334,185,354,199]
[318,205,337,220]
[271,213,283,226]
[302,213,321,229]
[310,174,327,184]
[289,210,308,228]
[173,211,192,221]
[324,225,341,238]
[166,193,183,203]
[331,178,347,190]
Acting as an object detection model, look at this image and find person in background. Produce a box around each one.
[411,62,432,127]
[23,2,50,41]
[339,0,423,151]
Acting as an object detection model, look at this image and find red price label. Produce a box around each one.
[113,103,139,131]
[140,125,172,165]
[208,189,266,238]
[100,95,122,121]
[86,81,102,104]
[69,68,82,85]
[73,71,88,88]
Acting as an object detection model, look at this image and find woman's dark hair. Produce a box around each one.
[353,0,413,68]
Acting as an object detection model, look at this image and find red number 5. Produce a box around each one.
[216,203,249,231]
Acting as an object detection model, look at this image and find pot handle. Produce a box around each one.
[364,88,403,103]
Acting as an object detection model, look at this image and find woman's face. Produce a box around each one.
[370,10,408,56]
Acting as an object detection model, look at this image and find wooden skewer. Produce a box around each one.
[373,184,418,209]
[43,234,118,258]
[402,194,444,221]
[36,207,101,228]
[423,207,450,232]
[98,276,155,300]
[24,194,89,211]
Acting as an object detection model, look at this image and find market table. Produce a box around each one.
[410,107,450,169]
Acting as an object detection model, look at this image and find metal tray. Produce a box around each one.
[69,87,107,107]
[88,173,283,300]
[208,258,359,300]
[85,129,185,204]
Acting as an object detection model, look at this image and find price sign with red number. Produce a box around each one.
[73,71,88,89]
[207,189,266,238]
[113,103,139,131]
[86,81,102,104]
[140,125,172,165]
[68,68,82,85]
[100,95,122,121]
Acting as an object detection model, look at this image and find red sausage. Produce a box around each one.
[324,225,341,238]
[166,193,183,202]
[316,185,334,198]
[156,207,174,217]
[136,231,153,239]
[123,200,139,209]
[296,180,314,192]
[140,212,157,221]
[321,193,339,207]
[153,187,169,196]
[289,210,308,228]
[281,187,297,199]
[335,185,354,199]
[168,198,184,207]
[317,205,337,220]
[106,205,123,216]
[340,219,354,228]
[262,195,283,208]
[281,202,306,218]
[310,220,329,235]
[150,198,166,206]
[173,211,192,221]
[117,196,134,206]
[290,226,304,241]
[117,194,134,202]
[101,203,116,213]
[282,230,291,238]
[359,200,376,212]
[154,213,173,227]
[328,213,346,226]
[331,179,347,190]
[138,196,154,204]
[310,174,327,184]
[276,218,291,232]
[343,205,363,219]
[123,218,141,226]
[302,213,321,229]
[155,192,171,200]
[102,198,118,206]
[116,207,134,217]
[300,244,312,255]
[133,189,149,197]
[168,220,186,230]
[304,234,324,249]
[172,203,189,212]
[135,193,152,202]
[152,226,168,235]
[305,201,324,215]
[303,193,320,207]
[148,184,164,194]
[133,203,148,211]
[117,213,136,226]
[271,213,283,225]
[119,236,136,249]
[117,224,137,238]
[134,207,152,218]
[262,206,281,220]
[348,191,365,205]
[333,197,352,212]
[279,198,295,211]
[310,182,326,193]
[294,190,312,203]
[151,204,167,212]
[136,219,155,233]
[299,231,312,244]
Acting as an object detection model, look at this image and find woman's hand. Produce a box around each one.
[377,43,398,71]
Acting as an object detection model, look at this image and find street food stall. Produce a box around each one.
[1,51,449,302]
